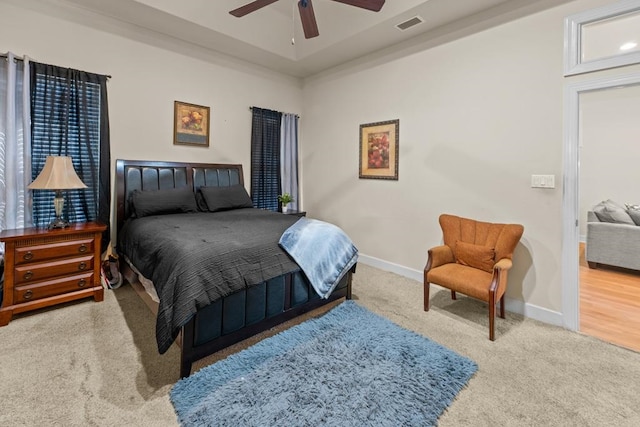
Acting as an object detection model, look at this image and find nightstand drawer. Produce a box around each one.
[1,221,106,326]
[14,272,95,303]
[15,238,94,266]
[14,255,94,285]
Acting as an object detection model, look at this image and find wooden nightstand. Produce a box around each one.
[0,222,107,326]
[282,209,306,217]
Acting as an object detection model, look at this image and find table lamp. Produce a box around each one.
[28,156,88,229]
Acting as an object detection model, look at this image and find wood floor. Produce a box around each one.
[579,243,640,352]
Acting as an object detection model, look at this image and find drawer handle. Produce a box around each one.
[24,271,33,281]
[78,278,87,288]
[78,262,87,271]
[78,244,88,253]
[23,251,34,261]
[23,290,33,300]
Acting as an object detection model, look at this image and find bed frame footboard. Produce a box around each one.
[179,267,354,378]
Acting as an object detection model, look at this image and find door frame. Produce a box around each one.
[562,71,640,331]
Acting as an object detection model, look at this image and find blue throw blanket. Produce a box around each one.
[279,218,358,299]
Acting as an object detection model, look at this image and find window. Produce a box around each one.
[250,107,282,211]
[565,0,640,75]
[30,62,110,243]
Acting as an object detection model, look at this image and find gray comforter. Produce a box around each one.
[118,209,300,354]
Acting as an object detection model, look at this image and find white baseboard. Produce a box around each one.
[357,253,564,327]
[501,296,564,327]
[358,253,424,282]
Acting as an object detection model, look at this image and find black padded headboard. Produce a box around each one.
[115,159,244,232]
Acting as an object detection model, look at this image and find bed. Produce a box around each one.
[115,159,355,378]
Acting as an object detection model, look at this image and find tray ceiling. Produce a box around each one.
[11,0,573,78]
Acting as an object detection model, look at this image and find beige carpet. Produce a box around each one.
[1,263,639,426]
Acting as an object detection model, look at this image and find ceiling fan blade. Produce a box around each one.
[230,0,280,17]
[330,0,385,12]
[298,0,319,39]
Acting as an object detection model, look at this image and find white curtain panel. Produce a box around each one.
[0,52,32,252]
[280,113,299,211]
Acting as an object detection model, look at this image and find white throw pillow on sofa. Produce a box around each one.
[593,199,635,225]
[625,203,640,226]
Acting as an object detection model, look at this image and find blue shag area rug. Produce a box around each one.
[170,301,477,426]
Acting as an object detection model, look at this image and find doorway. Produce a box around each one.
[562,73,640,351]
[578,83,640,351]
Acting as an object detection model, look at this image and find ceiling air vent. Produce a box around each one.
[396,16,424,31]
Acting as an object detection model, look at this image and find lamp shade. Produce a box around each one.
[28,156,88,190]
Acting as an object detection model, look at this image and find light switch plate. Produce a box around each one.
[531,174,555,188]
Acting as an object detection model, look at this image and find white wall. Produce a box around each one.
[0,1,303,243]
[300,0,624,317]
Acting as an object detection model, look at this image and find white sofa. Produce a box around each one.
[586,210,640,271]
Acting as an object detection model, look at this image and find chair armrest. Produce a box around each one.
[490,258,513,298]
[425,245,454,272]
[493,258,513,271]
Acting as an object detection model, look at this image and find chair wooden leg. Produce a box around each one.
[489,293,496,341]
[424,282,430,311]
[499,295,505,319]
[451,290,457,300]
[489,306,496,341]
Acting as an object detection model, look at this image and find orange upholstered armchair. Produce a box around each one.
[424,214,524,340]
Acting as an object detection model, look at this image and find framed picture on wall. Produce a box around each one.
[173,101,210,147]
[359,119,399,180]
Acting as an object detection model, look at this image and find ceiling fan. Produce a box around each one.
[230,0,386,39]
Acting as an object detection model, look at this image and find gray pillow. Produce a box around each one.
[592,199,635,225]
[199,185,254,212]
[626,203,640,226]
[131,187,199,218]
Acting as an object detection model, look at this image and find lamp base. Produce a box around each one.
[48,216,70,229]
[49,191,69,229]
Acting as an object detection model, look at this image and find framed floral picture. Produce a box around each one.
[173,101,210,147]
[359,119,399,180]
